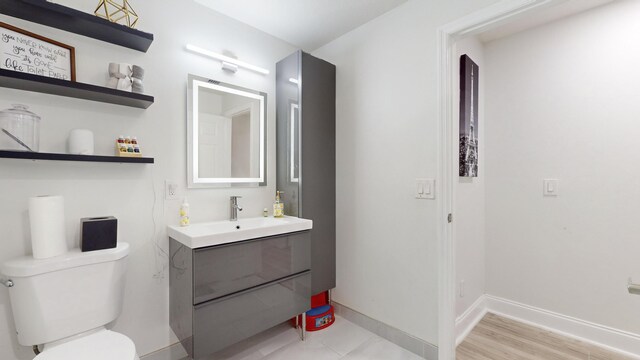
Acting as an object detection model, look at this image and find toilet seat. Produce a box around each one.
[35,330,137,360]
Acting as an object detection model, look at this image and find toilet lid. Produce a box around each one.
[35,330,137,360]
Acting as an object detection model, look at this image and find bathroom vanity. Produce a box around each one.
[168,217,312,359]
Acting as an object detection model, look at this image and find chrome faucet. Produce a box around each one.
[230,196,243,221]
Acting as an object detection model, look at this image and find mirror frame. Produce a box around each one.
[187,74,267,188]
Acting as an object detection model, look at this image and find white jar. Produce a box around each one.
[67,129,94,155]
[0,104,41,152]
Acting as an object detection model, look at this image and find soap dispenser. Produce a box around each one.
[180,198,190,227]
[273,191,284,218]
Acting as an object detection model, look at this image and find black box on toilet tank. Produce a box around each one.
[80,217,117,252]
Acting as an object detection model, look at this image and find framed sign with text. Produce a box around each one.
[0,22,76,81]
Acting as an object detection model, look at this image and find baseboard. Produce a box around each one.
[139,342,188,360]
[455,295,488,346]
[484,295,640,359]
[332,302,438,359]
[140,297,640,359]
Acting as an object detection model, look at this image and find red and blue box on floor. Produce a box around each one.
[306,304,335,331]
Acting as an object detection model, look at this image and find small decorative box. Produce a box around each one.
[80,216,118,252]
[115,135,142,157]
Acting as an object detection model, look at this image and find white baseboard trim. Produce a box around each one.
[139,342,188,360]
[455,296,488,346]
[484,295,640,359]
[333,302,438,359]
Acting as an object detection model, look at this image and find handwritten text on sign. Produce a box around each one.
[1,26,73,81]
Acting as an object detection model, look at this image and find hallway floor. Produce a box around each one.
[457,313,635,360]
[202,315,424,360]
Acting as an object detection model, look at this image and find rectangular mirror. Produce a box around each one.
[187,75,266,187]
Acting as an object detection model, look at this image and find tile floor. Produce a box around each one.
[199,315,425,360]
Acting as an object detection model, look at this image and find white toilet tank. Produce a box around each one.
[0,243,129,346]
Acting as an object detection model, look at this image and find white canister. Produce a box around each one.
[67,129,94,155]
[0,104,41,152]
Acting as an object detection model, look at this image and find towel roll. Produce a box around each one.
[29,195,67,259]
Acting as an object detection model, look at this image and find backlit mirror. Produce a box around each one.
[187,75,266,187]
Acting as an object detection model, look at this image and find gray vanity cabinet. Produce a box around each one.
[276,51,336,295]
[169,231,311,359]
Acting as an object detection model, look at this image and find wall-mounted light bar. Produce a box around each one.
[185,44,270,75]
[289,77,299,85]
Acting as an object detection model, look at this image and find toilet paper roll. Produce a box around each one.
[67,129,94,155]
[29,195,68,259]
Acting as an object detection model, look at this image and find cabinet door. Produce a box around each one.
[193,231,311,304]
[193,272,311,358]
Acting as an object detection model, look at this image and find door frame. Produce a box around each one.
[436,1,567,358]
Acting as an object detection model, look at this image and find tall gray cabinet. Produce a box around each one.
[276,51,336,295]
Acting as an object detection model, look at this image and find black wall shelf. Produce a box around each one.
[0,69,154,109]
[0,150,154,164]
[0,0,154,52]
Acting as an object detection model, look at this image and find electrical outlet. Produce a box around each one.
[165,180,179,200]
[543,179,559,196]
[459,280,465,298]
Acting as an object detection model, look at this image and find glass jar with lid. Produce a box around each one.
[0,104,41,152]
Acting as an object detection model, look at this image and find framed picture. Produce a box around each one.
[0,22,76,81]
[459,54,479,177]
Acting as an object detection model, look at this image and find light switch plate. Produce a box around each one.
[543,179,559,197]
[416,178,435,199]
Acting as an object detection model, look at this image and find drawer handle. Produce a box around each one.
[195,270,310,307]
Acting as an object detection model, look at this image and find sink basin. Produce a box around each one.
[167,216,313,249]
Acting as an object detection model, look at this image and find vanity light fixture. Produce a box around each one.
[221,62,239,73]
[185,44,270,75]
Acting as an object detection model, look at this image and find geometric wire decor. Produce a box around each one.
[94,0,139,28]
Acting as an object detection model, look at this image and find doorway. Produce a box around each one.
[438,0,640,359]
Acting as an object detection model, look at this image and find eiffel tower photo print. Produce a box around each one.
[459,54,479,177]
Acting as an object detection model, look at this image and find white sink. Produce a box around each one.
[167,216,313,249]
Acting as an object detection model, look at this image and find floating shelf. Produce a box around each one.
[0,69,154,109]
[0,150,154,164]
[0,0,154,52]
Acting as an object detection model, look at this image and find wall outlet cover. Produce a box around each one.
[543,179,559,197]
[165,180,179,200]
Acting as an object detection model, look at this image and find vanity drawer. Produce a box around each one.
[193,231,311,304]
[193,271,310,358]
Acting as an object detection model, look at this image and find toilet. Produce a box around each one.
[1,243,139,360]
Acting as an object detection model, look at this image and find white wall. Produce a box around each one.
[454,36,486,318]
[313,0,499,344]
[0,2,295,359]
[485,0,640,335]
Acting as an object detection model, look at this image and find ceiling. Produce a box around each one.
[479,0,614,43]
[194,0,408,51]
